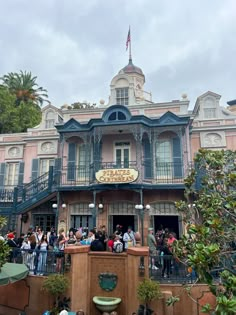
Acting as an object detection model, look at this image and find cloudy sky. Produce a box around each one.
[0,0,235,109]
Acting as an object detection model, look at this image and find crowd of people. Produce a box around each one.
[0,223,180,278]
[1,223,138,275]
[147,226,177,278]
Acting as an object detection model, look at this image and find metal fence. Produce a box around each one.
[149,252,236,284]
[9,248,71,276]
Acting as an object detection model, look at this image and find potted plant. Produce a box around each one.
[42,274,70,315]
[136,278,162,315]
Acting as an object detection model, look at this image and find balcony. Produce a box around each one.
[59,160,192,188]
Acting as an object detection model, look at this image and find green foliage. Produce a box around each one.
[0,216,10,269]
[0,240,10,269]
[71,101,96,109]
[166,296,180,306]
[0,86,41,133]
[42,274,70,314]
[42,274,69,297]
[174,149,236,315]
[137,278,162,304]
[0,71,49,106]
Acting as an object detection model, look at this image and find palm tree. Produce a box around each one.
[0,71,49,106]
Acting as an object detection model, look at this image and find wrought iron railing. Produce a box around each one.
[149,252,236,284]
[0,187,15,204]
[154,162,185,184]
[60,165,91,186]
[98,161,137,169]
[9,248,70,275]
[16,171,51,203]
[59,161,191,186]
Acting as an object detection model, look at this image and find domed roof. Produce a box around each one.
[119,58,144,76]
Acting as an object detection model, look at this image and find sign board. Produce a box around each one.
[95,168,138,184]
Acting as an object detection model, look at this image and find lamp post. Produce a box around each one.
[52,203,66,233]
[135,204,150,246]
[89,203,103,228]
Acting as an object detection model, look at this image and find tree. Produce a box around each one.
[171,149,236,315]
[0,71,49,106]
[0,86,41,133]
[42,274,70,314]
[0,216,10,269]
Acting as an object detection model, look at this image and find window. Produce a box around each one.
[39,159,55,175]
[77,144,87,179]
[45,111,55,128]
[156,140,172,178]
[33,214,55,232]
[204,108,216,119]
[115,142,130,168]
[203,97,216,119]
[116,88,129,105]
[5,163,19,186]
[108,111,126,121]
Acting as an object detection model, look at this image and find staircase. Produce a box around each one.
[14,166,57,214]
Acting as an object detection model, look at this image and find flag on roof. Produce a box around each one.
[126,27,131,50]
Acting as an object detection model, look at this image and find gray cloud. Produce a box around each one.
[0,0,235,107]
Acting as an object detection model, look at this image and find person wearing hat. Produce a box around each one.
[123,226,136,251]
[147,227,158,270]
[7,232,18,262]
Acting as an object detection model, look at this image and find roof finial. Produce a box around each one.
[126,26,132,62]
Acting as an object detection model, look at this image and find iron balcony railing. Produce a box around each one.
[9,248,70,275]
[59,161,192,186]
[0,187,15,204]
[149,252,236,284]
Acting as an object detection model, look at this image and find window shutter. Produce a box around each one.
[94,141,102,171]
[0,163,6,188]
[54,158,62,185]
[172,137,182,178]
[18,162,25,186]
[67,143,76,181]
[143,138,152,178]
[31,159,39,180]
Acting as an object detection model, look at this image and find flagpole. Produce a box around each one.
[129,26,132,60]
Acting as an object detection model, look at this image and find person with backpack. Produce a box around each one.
[113,235,124,253]
[90,232,104,251]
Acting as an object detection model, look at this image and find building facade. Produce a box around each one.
[0,58,236,241]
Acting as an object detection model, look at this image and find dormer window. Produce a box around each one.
[108,111,126,121]
[203,97,216,119]
[116,88,129,105]
[45,110,55,128]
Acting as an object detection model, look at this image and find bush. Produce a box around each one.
[137,278,162,304]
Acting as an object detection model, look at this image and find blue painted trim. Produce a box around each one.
[56,111,190,133]
[58,183,185,191]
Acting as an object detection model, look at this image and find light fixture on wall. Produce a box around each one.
[89,203,104,228]
[52,203,66,232]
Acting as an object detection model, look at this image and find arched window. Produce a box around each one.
[108,111,126,121]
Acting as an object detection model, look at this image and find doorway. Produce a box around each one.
[109,215,137,236]
[154,215,180,239]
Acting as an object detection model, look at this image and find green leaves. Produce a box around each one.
[0,216,10,269]
[166,296,180,306]
[0,86,41,133]
[0,70,49,107]
[137,278,162,304]
[42,274,69,297]
[174,149,236,315]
